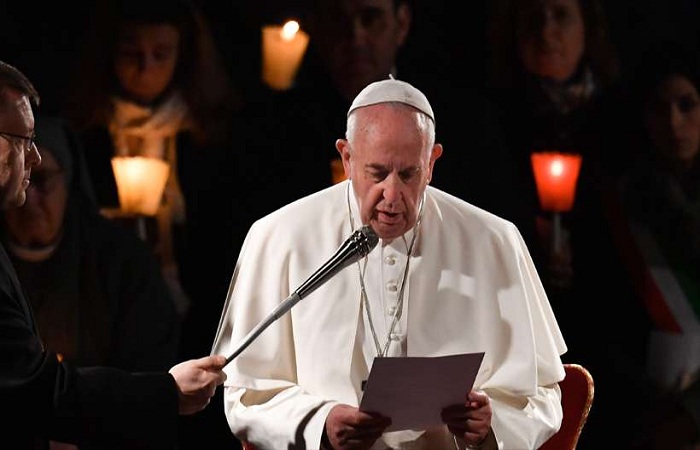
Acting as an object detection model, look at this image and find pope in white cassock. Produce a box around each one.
[211,77,567,450]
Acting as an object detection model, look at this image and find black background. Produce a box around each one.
[1,0,699,114]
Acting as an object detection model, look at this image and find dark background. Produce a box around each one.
[1,0,699,114]
[1,1,699,448]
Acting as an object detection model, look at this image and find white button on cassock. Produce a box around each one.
[386,282,398,292]
[384,255,396,266]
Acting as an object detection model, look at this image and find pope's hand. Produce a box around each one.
[324,404,392,449]
[442,390,492,448]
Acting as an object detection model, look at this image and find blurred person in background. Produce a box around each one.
[61,0,246,447]
[0,58,226,450]
[485,2,645,447]
[61,0,244,373]
[0,114,182,449]
[610,49,700,450]
[619,53,700,278]
[240,0,414,217]
[1,114,180,371]
[485,0,627,289]
[240,0,532,250]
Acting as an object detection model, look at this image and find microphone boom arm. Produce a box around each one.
[224,225,378,366]
[224,291,302,365]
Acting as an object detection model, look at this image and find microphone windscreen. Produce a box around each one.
[357,225,379,257]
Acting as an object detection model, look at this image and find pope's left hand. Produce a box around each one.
[441,390,492,448]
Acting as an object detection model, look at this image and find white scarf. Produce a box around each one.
[540,66,597,115]
[109,93,189,223]
[108,94,192,316]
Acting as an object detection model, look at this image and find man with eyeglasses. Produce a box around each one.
[0,130,36,153]
[0,59,227,448]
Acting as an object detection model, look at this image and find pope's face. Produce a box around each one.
[336,104,441,241]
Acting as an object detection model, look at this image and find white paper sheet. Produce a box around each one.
[359,352,485,431]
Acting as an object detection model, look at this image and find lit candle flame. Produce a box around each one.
[549,159,564,177]
[530,151,582,212]
[262,20,309,90]
[281,20,300,41]
[111,156,170,216]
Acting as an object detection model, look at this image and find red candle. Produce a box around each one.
[530,152,582,212]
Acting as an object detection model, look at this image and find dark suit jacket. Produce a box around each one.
[0,243,179,448]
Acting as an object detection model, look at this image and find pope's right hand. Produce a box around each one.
[324,404,392,449]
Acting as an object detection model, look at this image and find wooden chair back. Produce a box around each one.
[539,363,595,450]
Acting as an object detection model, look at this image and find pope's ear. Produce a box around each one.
[335,139,352,183]
[432,143,443,161]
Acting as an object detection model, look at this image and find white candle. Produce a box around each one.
[111,156,170,216]
[261,20,309,90]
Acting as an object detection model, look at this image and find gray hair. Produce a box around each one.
[346,102,436,150]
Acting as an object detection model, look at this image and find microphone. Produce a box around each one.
[225,225,379,365]
[294,224,379,300]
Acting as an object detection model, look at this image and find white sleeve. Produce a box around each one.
[489,384,563,449]
[223,385,341,449]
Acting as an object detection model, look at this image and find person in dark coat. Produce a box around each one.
[0,114,181,377]
[0,60,226,449]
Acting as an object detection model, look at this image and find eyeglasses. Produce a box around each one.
[0,131,36,154]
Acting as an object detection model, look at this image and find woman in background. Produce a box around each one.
[485,0,626,290]
[62,3,246,446]
[613,51,700,449]
[62,0,246,366]
[486,3,646,447]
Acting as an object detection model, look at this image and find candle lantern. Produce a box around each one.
[531,151,582,252]
[261,20,309,91]
[111,156,170,216]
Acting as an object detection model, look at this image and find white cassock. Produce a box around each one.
[211,180,567,450]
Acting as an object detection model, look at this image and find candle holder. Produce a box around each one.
[261,20,309,91]
[530,151,582,253]
[111,156,170,217]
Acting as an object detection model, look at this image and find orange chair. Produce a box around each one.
[539,363,595,450]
